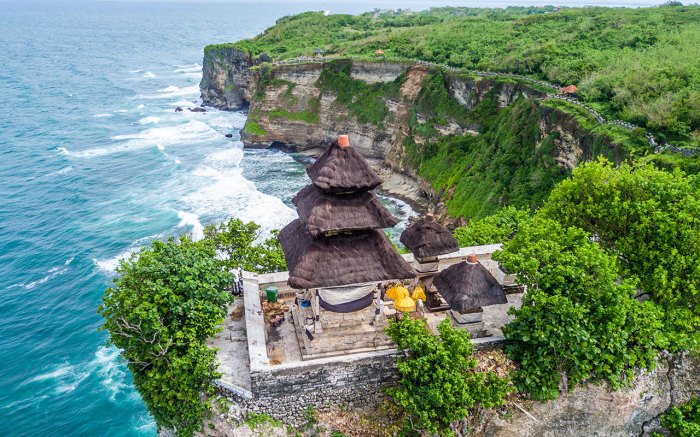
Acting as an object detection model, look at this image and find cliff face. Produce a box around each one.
[200,47,259,110]
[200,53,620,217]
[474,352,700,437]
[239,62,419,162]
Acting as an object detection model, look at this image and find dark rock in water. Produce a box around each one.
[175,107,183,112]
[225,133,233,138]
[188,107,206,112]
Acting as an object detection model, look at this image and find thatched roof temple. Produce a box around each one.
[279,135,415,312]
[293,184,399,237]
[306,137,382,192]
[432,254,507,313]
[400,213,459,260]
[278,220,415,289]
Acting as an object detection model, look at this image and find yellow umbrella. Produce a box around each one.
[385,285,409,301]
[411,285,426,302]
[394,295,416,313]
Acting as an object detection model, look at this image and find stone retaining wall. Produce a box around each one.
[218,349,402,426]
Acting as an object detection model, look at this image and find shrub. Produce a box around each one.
[495,217,664,400]
[661,397,700,437]
[99,237,233,436]
[385,317,511,436]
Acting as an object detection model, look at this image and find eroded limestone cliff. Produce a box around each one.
[200,52,621,218]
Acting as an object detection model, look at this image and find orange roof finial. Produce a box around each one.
[338,134,350,148]
[466,254,478,264]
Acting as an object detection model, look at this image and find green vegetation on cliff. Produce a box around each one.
[99,220,286,436]
[386,317,511,436]
[407,80,593,218]
[217,4,700,148]
[318,60,404,127]
[478,159,700,400]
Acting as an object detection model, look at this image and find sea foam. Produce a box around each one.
[60,120,221,158]
[177,211,204,241]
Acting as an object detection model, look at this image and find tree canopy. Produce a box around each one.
[99,237,232,436]
[385,317,511,436]
[453,206,530,247]
[495,216,665,400]
[203,218,287,273]
[99,219,287,435]
[541,159,700,349]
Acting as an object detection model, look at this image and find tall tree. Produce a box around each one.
[99,237,233,436]
[203,218,286,273]
[495,217,664,400]
[541,158,700,349]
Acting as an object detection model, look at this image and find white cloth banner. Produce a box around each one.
[317,283,376,305]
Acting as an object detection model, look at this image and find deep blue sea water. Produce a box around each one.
[0,0,668,435]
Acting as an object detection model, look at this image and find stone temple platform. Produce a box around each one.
[211,243,524,401]
[208,244,524,425]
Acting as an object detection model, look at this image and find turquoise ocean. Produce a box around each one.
[0,0,665,435]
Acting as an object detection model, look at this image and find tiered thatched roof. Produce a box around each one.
[307,139,382,192]
[433,259,507,313]
[294,184,399,236]
[279,219,415,289]
[400,214,459,259]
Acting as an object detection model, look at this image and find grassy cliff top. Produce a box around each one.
[206,5,700,148]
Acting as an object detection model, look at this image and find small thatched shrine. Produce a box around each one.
[433,254,507,333]
[400,213,458,272]
[278,135,415,356]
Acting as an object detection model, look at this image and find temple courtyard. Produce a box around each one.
[210,245,524,398]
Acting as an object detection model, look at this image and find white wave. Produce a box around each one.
[93,346,129,401]
[170,99,197,107]
[174,63,201,73]
[22,346,133,400]
[93,113,112,118]
[136,104,145,109]
[378,194,417,230]
[203,146,244,168]
[182,162,297,233]
[177,211,204,241]
[137,116,160,125]
[131,412,157,434]
[26,363,90,394]
[138,84,199,99]
[61,120,221,159]
[116,109,128,113]
[20,260,71,290]
[129,69,144,73]
[94,247,138,276]
[0,395,50,411]
[142,71,156,79]
[47,166,73,177]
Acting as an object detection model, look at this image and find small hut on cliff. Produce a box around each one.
[433,254,507,325]
[401,213,458,259]
[278,135,415,314]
